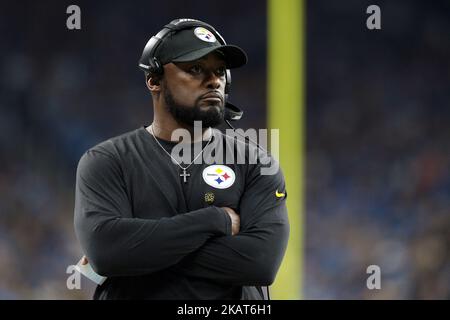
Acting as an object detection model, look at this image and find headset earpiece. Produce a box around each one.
[149,57,163,75]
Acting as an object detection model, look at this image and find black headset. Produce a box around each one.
[138,18,243,122]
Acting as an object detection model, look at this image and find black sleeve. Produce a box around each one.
[74,149,231,277]
[170,159,290,286]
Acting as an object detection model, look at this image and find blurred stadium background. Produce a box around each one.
[0,0,448,299]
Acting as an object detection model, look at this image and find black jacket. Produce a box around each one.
[74,127,289,299]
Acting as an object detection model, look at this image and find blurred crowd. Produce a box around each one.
[0,0,448,299]
[305,0,449,299]
[0,0,266,299]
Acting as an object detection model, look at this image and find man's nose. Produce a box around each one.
[205,71,223,89]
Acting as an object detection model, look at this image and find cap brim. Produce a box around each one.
[171,45,248,68]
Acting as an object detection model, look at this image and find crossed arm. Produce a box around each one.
[74,150,289,286]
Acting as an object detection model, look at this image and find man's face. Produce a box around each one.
[161,52,227,127]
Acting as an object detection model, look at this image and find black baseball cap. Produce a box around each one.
[155,26,248,68]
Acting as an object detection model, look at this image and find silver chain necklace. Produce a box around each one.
[149,125,213,183]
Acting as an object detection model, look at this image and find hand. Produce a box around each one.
[222,207,240,236]
[81,255,89,265]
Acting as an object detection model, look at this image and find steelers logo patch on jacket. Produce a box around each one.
[202,165,236,189]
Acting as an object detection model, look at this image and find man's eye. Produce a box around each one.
[189,65,202,74]
[216,67,226,77]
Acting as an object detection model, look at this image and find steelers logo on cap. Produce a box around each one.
[194,27,216,43]
[202,165,235,189]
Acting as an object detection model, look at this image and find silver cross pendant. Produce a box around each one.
[180,169,190,183]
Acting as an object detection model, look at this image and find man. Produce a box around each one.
[74,18,289,300]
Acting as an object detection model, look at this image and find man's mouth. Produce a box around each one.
[200,92,224,103]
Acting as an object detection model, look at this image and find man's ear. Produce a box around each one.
[146,75,161,93]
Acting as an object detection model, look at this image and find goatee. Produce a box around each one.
[163,82,225,128]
